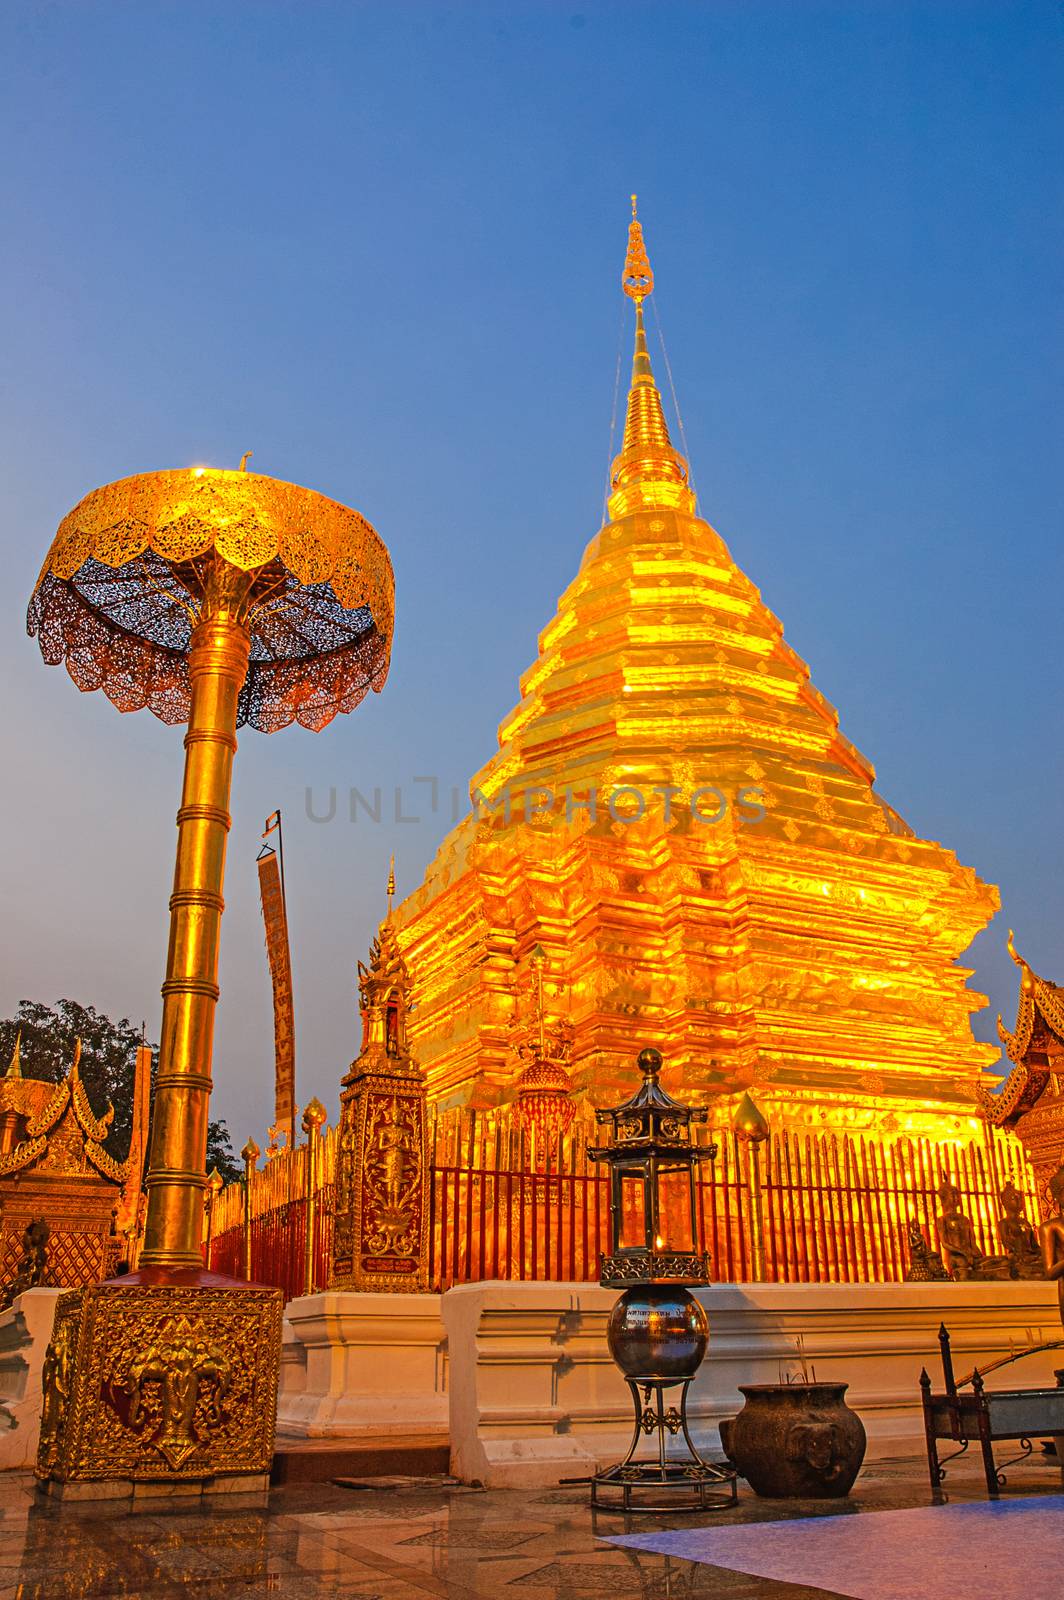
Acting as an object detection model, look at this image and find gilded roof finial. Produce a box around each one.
[5,1031,21,1080]
[386,853,396,916]
[609,198,692,517]
[1006,928,1036,992]
[622,194,654,304]
[732,1090,770,1144]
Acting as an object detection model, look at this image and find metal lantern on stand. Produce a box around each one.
[587,1046,737,1511]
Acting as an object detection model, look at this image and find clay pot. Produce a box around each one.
[719,1382,866,1498]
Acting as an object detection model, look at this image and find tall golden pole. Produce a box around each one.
[141,603,251,1267]
[27,466,394,1498]
[241,1136,260,1283]
[734,1092,770,1282]
[302,1098,327,1296]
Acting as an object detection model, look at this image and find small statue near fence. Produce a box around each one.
[1038,1164,1064,1328]
[997,1181,1045,1279]
[935,1180,1012,1281]
[903,1220,950,1282]
[0,1218,50,1311]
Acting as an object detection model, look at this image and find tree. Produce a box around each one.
[0,1000,241,1184]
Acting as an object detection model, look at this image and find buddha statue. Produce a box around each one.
[998,1181,1044,1277]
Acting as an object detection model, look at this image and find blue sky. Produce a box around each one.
[1,1,1060,1139]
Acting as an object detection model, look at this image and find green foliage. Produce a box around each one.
[0,999,240,1182]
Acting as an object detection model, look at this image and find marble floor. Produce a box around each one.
[1,1449,1061,1600]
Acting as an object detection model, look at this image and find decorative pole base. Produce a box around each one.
[35,1270,283,1507]
[590,1376,737,1514]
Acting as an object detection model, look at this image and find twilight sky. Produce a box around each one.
[1,1,1060,1143]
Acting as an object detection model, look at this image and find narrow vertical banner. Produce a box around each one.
[257,845,295,1151]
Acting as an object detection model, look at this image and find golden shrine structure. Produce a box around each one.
[210,204,1042,1303]
[395,200,1002,1158]
[331,867,429,1293]
[982,933,1064,1209]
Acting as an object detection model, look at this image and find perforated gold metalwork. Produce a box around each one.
[27,468,394,731]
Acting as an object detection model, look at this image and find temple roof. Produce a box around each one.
[0,1038,127,1184]
[983,932,1064,1126]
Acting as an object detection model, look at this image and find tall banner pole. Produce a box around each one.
[258,809,296,1151]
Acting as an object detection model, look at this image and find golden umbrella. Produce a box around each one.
[28,461,393,1492]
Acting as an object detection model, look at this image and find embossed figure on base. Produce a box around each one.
[123,1339,232,1469]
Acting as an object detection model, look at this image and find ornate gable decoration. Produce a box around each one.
[0,1041,127,1185]
[983,933,1064,1127]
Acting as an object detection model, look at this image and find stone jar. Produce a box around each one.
[719,1382,866,1498]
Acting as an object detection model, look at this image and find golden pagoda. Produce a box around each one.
[396,201,1001,1146]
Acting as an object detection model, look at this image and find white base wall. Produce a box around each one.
[443,1280,1064,1488]
[277,1291,448,1437]
[0,1289,63,1470]
[4,1279,1062,1487]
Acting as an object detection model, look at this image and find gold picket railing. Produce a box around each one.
[206,1109,1037,1300]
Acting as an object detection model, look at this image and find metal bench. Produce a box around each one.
[919,1322,1064,1497]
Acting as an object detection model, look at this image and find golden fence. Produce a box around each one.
[207,1111,1036,1300]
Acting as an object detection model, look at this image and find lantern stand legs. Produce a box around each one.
[589,1377,737,1513]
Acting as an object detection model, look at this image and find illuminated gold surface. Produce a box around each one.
[139,607,249,1266]
[35,1280,282,1485]
[27,466,394,732]
[397,205,1003,1162]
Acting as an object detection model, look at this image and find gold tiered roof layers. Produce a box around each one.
[395,203,1000,1136]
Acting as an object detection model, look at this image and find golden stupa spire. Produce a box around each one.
[609,196,694,519]
[5,1031,21,1080]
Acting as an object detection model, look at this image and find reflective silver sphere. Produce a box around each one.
[607,1285,708,1380]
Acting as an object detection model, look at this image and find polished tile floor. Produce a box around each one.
[1,1449,1061,1600]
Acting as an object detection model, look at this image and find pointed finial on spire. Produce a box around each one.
[623,196,654,304]
[609,198,693,517]
[5,1031,22,1080]
[386,853,396,915]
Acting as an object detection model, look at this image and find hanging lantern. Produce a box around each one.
[515,1057,575,1135]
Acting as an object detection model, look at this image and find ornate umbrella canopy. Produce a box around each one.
[27,467,394,732]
